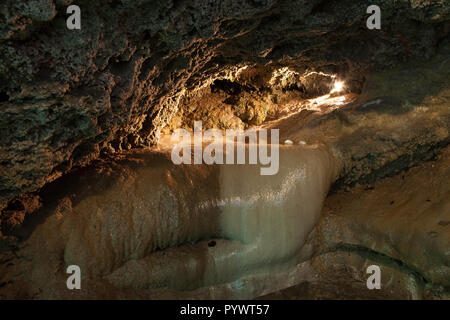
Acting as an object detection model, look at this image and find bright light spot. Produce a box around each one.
[331,80,345,94]
[331,81,344,93]
[306,93,348,110]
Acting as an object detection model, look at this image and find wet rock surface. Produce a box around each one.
[0,145,339,298]
[262,145,450,300]
[0,145,448,299]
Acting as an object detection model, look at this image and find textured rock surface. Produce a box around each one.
[316,145,450,290]
[1,0,450,210]
[263,145,450,300]
[260,251,426,300]
[273,43,450,187]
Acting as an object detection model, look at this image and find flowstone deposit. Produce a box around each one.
[0,145,339,298]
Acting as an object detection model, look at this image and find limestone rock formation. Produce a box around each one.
[0,0,449,300]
